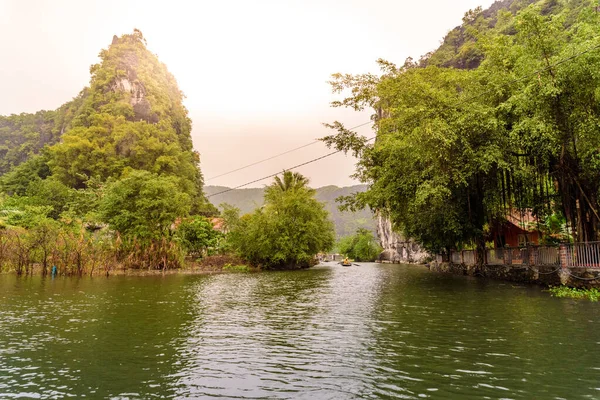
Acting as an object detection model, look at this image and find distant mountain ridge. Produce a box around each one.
[205,184,376,238]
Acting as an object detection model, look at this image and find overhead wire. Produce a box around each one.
[205,121,374,181]
[206,41,600,199]
[207,137,376,198]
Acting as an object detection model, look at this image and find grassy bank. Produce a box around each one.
[0,255,255,277]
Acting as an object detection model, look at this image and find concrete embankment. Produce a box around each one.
[429,262,600,288]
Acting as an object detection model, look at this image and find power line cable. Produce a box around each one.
[207,138,376,198]
[205,121,374,181]
[207,41,600,199]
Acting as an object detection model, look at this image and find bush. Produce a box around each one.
[227,172,335,269]
[337,228,382,262]
[175,216,221,257]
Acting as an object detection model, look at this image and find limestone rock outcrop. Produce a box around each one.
[377,212,430,264]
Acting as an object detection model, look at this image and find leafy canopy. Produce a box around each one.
[228,171,335,269]
[337,228,383,262]
[322,0,600,251]
[175,216,221,257]
[99,170,190,240]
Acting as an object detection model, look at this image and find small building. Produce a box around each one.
[490,211,541,248]
[210,217,225,233]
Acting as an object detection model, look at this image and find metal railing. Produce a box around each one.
[507,247,529,265]
[533,246,560,266]
[565,242,600,268]
[486,248,504,265]
[445,242,600,269]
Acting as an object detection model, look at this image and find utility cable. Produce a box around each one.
[207,41,600,198]
[205,121,374,181]
[207,137,376,198]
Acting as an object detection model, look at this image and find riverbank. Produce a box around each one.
[0,256,257,277]
[0,265,238,277]
[429,262,600,289]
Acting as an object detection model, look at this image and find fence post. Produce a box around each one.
[559,244,568,269]
[529,245,536,266]
[503,248,510,265]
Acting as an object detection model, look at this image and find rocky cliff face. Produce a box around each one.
[110,75,157,123]
[377,212,430,263]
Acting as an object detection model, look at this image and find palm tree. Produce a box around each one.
[272,171,309,192]
[264,171,312,204]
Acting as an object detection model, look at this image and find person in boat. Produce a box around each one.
[343,257,349,265]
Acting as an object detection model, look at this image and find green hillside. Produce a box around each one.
[325,0,600,250]
[0,29,213,214]
[205,185,377,238]
[420,0,589,70]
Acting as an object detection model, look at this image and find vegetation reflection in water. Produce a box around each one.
[1,264,600,399]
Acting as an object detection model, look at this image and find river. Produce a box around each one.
[1,263,599,399]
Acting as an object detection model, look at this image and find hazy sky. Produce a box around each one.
[0,0,495,188]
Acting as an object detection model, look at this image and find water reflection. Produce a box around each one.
[367,265,600,399]
[0,275,200,398]
[1,265,600,399]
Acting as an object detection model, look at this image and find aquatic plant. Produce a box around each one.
[223,264,250,273]
[548,286,600,302]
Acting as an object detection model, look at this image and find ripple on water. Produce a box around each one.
[1,265,600,398]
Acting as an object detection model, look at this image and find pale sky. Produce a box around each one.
[0,0,495,188]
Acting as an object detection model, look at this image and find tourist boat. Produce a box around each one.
[341,261,352,267]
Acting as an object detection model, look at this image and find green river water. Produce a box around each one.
[1,263,599,399]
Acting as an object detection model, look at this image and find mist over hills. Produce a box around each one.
[205,184,377,238]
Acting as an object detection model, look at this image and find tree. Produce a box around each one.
[25,177,74,219]
[0,154,51,196]
[175,216,221,257]
[337,228,383,262]
[322,0,600,253]
[220,203,241,234]
[270,171,310,193]
[228,172,335,269]
[0,31,223,272]
[324,65,506,253]
[99,170,190,240]
[1,30,214,215]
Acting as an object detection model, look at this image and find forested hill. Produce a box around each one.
[325,0,600,251]
[0,29,213,214]
[420,0,587,69]
[205,185,377,237]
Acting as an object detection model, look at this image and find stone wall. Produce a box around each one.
[376,213,430,264]
[429,262,600,288]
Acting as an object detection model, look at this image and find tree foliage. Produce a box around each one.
[0,31,218,271]
[1,29,214,216]
[175,216,221,257]
[337,228,383,262]
[99,170,190,240]
[227,171,335,269]
[323,0,600,252]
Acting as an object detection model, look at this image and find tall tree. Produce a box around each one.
[228,172,335,269]
[322,0,600,252]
